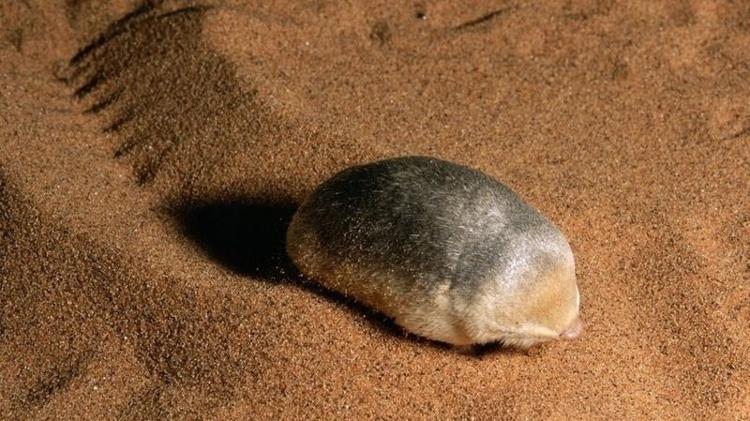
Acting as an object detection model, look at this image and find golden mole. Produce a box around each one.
[286,156,581,349]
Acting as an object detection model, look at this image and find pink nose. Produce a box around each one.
[561,318,583,340]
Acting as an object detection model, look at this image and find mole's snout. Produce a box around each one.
[560,318,583,340]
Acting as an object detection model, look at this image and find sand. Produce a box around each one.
[1,0,749,418]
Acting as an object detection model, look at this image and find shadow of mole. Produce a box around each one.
[176,200,298,281]
[173,199,523,357]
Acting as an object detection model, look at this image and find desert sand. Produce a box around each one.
[1,0,749,419]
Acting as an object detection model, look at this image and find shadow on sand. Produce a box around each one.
[175,199,299,281]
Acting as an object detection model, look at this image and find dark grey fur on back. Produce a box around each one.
[298,156,562,296]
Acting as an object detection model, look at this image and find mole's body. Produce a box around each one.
[286,156,581,348]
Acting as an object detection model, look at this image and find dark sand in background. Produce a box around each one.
[1,0,749,418]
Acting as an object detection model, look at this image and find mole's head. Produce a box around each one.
[488,246,582,349]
